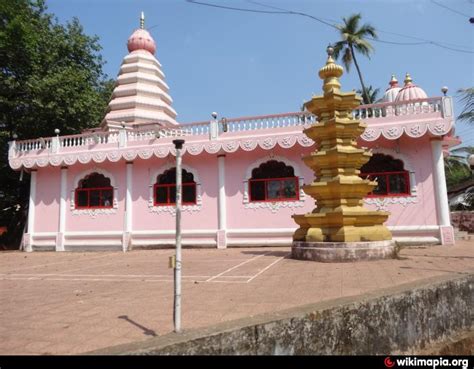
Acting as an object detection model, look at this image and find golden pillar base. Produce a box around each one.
[292,240,395,262]
[293,211,392,243]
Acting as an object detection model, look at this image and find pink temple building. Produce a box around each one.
[8,17,459,252]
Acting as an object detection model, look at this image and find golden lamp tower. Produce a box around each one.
[292,46,394,262]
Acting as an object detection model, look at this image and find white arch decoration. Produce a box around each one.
[363,147,418,211]
[70,167,118,217]
[148,162,202,215]
[242,155,306,213]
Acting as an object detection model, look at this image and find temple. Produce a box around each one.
[8,15,459,251]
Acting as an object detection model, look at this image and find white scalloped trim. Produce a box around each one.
[361,120,452,142]
[244,200,306,214]
[148,203,202,215]
[71,208,118,218]
[364,196,418,211]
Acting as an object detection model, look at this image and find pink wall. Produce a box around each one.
[225,146,315,229]
[65,161,126,232]
[132,153,219,231]
[362,135,438,226]
[35,167,60,232]
[32,135,440,235]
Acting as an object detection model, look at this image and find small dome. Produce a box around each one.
[382,74,401,103]
[127,28,156,54]
[395,73,428,102]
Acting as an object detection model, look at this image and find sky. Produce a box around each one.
[46,0,474,146]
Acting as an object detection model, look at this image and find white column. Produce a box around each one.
[56,167,68,251]
[431,139,450,226]
[123,161,133,251]
[217,155,227,248]
[126,162,133,232]
[25,170,37,252]
[122,161,133,252]
[27,170,37,234]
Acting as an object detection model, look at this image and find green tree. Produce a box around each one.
[356,85,380,104]
[332,14,377,105]
[445,147,473,189]
[0,0,114,248]
[457,87,474,126]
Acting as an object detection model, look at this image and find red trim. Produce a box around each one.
[361,171,410,197]
[153,182,197,206]
[75,187,114,209]
[249,177,299,203]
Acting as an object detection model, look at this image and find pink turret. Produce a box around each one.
[382,74,401,102]
[395,73,428,102]
[102,12,178,130]
[127,12,156,55]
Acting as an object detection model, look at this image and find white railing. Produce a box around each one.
[353,97,443,120]
[10,97,449,155]
[127,127,192,142]
[15,137,53,152]
[183,112,315,136]
[60,131,119,148]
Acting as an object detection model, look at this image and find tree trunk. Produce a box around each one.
[350,44,370,105]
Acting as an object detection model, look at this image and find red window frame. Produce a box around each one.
[248,177,299,203]
[361,171,410,197]
[153,182,197,206]
[75,187,114,209]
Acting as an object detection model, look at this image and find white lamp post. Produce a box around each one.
[172,139,185,333]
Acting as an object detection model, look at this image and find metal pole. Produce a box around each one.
[173,139,184,333]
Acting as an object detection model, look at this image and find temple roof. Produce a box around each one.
[381,75,402,103]
[395,73,428,102]
[102,12,178,130]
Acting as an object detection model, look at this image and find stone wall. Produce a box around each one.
[91,274,473,355]
[451,211,474,232]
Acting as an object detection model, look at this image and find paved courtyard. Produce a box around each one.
[1,241,473,355]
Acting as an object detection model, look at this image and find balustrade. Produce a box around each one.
[10,97,446,155]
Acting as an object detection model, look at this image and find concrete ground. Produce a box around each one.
[0,240,473,355]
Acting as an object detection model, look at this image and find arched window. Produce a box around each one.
[249,160,299,202]
[360,154,410,197]
[75,173,113,208]
[154,168,197,205]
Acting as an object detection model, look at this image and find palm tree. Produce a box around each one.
[457,87,474,125]
[356,85,380,104]
[333,14,377,105]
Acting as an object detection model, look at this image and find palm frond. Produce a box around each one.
[355,24,378,39]
[332,41,346,60]
[457,87,474,125]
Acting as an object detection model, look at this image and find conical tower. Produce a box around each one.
[292,46,393,262]
[102,12,178,130]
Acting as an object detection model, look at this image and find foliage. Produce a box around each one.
[445,155,472,189]
[356,85,380,104]
[0,0,114,248]
[457,87,474,126]
[445,146,473,210]
[332,13,377,105]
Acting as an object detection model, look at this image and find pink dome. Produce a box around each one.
[127,28,156,54]
[382,75,401,103]
[395,73,428,102]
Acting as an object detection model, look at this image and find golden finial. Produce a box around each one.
[318,44,344,94]
[140,11,145,29]
[404,73,413,86]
